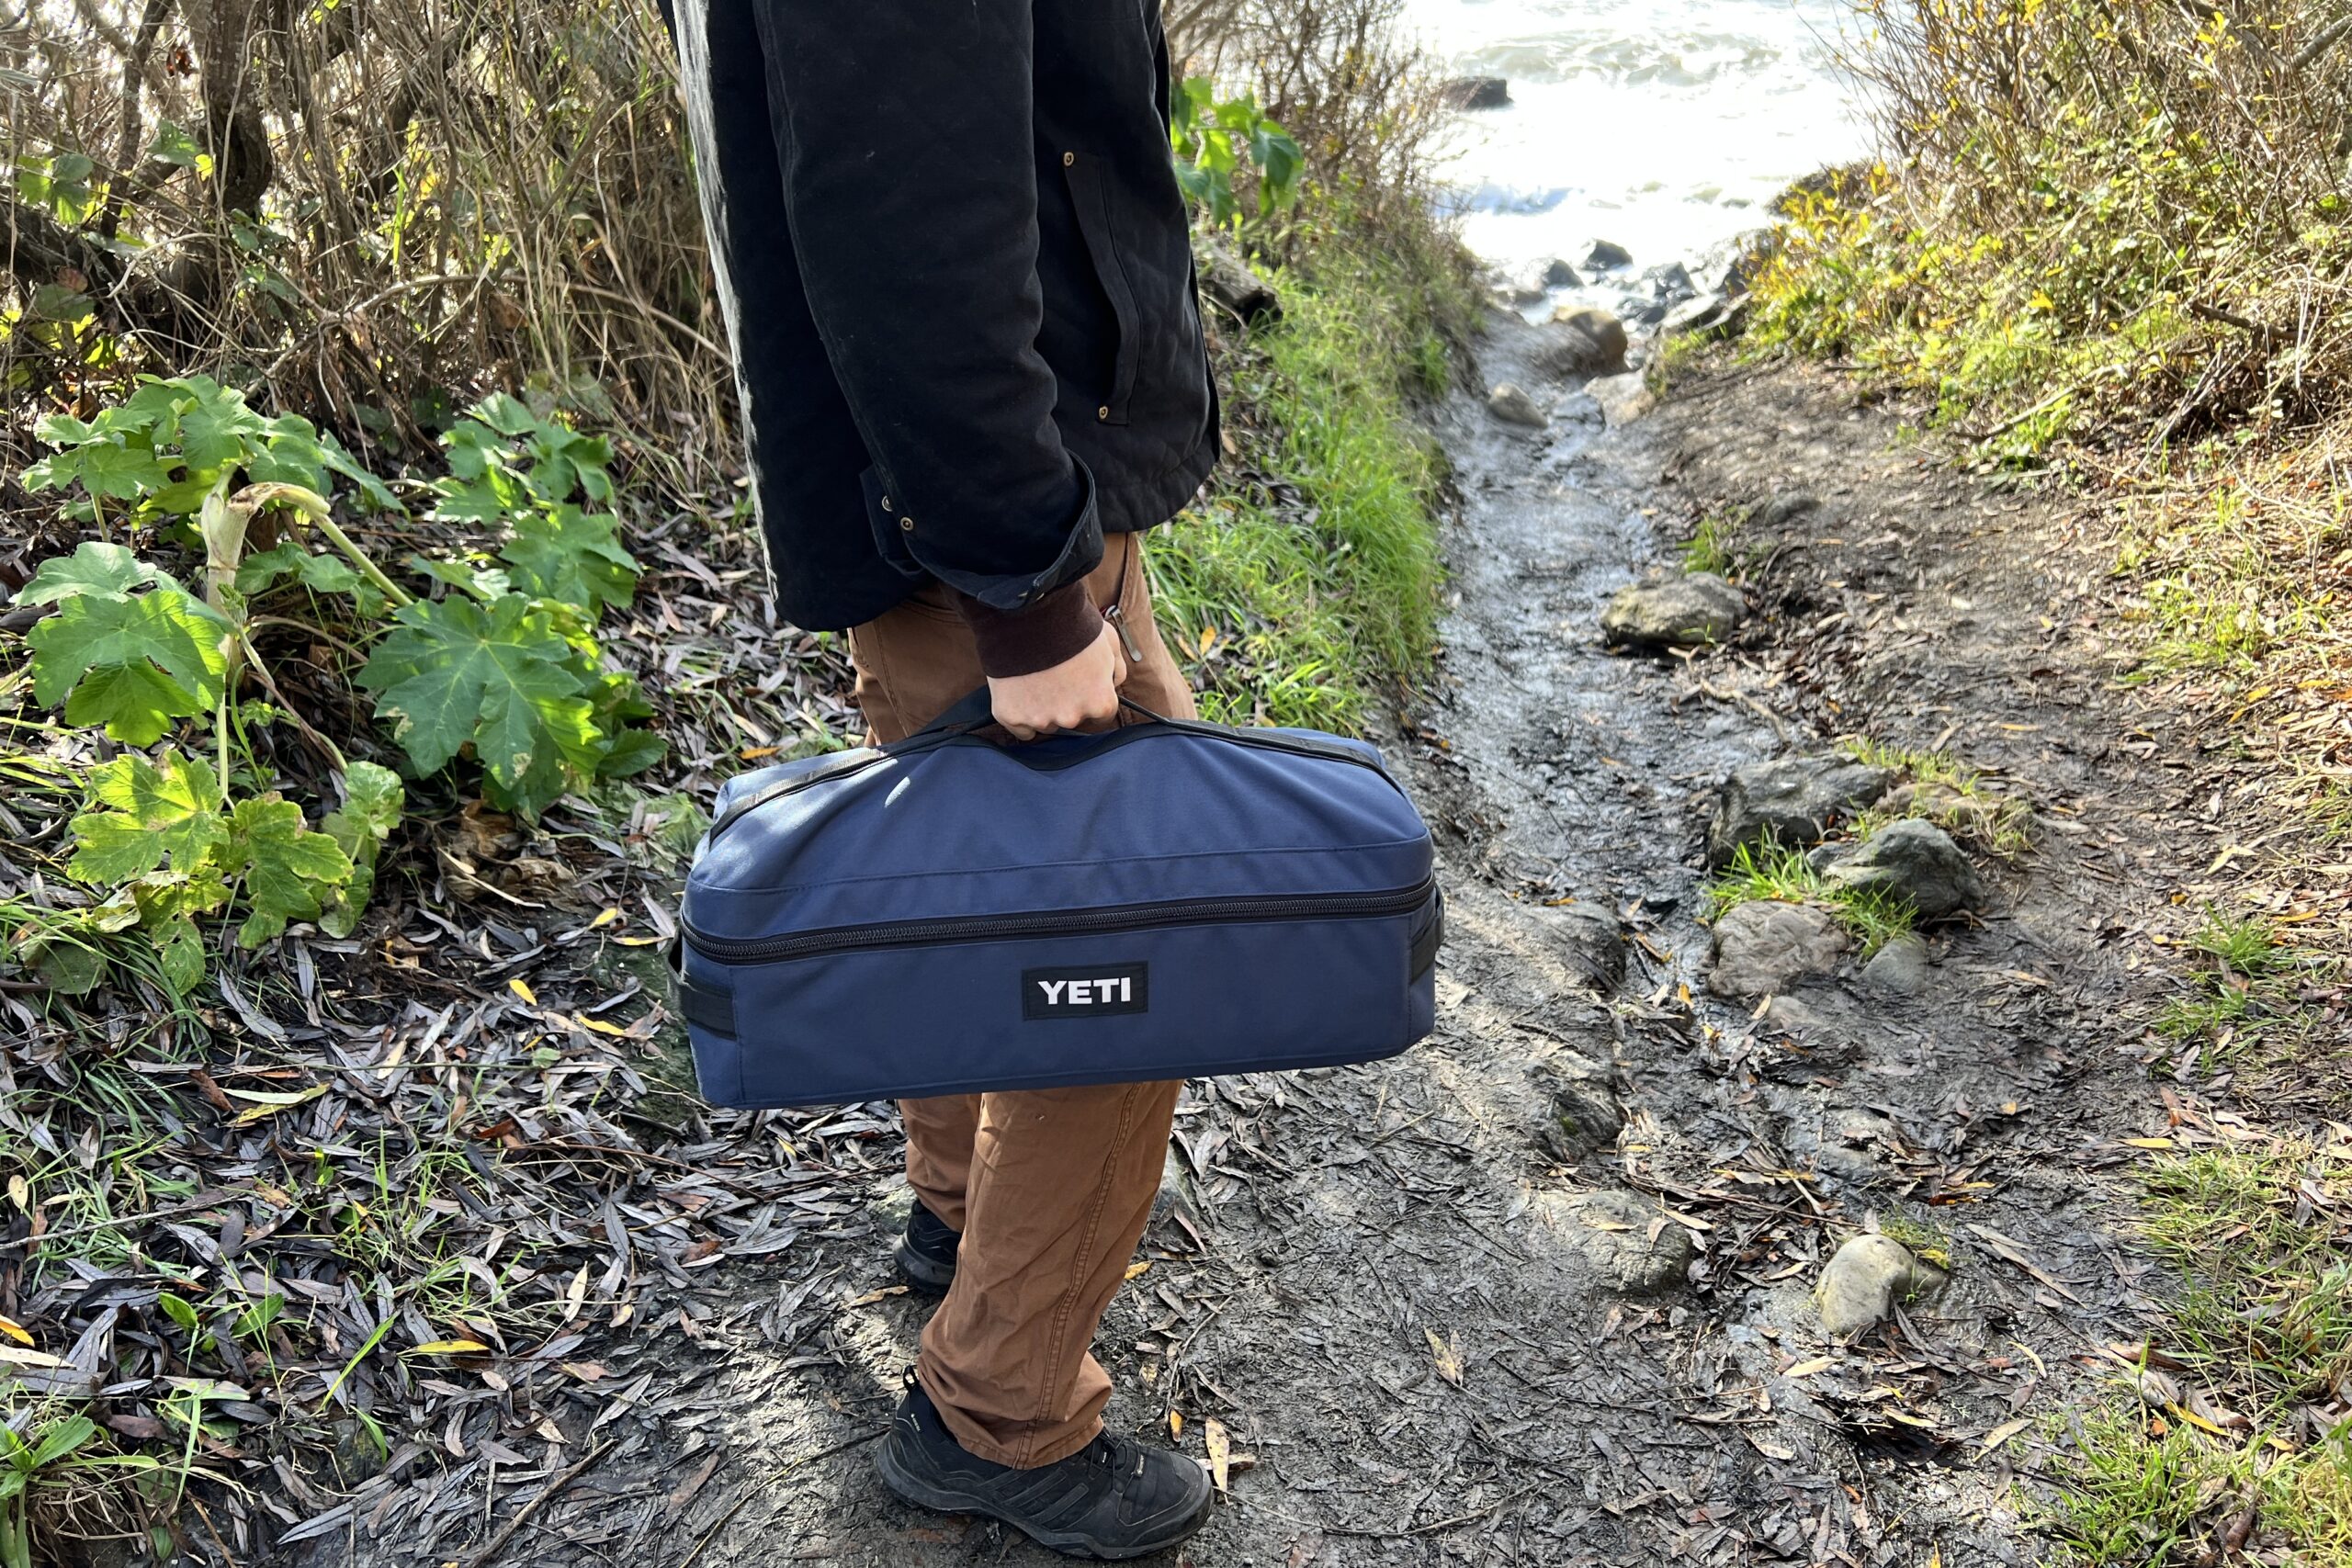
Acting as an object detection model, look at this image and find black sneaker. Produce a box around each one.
[895,1201,961,1294]
[874,1377,1212,1560]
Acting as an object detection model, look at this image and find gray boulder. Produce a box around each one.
[1600,571,1746,649]
[1533,1189,1694,1294]
[1440,76,1511,109]
[1662,291,1748,338]
[1750,491,1821,530]
[1585,238,1634,271]
[1822,819,1988,919]
[1707,755,1896,865]
[1707,901,1848,999]
[1487,381,1549,428]
[1860,932,1930,997]
[1586,371,1657,429]
[1544,305,1630,374]
[1817,1233,1946,1337]
[1542,256,1585,288]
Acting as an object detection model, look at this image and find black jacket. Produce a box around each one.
[672,0,1219,672]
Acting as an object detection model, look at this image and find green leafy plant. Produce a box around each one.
[18,543,231,746]
[1170,79,1303,231]
[63,750,368,989]
[24,375,394,529]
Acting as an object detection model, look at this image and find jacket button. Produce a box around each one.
[880,494,891,510]
[1063,152,1075,166]
[899,516,915,533]
[1097,406,1110,421]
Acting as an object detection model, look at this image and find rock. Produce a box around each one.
[1707,901,1848,999]
[1584,238,1634,271]
[1707,756,1896,865]
[1662,291,1747,338]
[1750,491,1821,530]
[1816,1234,1946,1337]
[1647,261,1696,299]
[1534,1189,1694,1294]
[1586,371,1657,429]
[1821,819,1988,919]
[1860,932,1930,997]
[1541,306,1631,376]
[1487,381,1549,428]
[1529,903,1625,989]
[1542,256,1585,288]
[1199,243,1281,324]
[1539,1056,1623,1160]
[1439,75,1511,109]
[1601,571,1747,649]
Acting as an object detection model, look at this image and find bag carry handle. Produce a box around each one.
[909,688,1172,740]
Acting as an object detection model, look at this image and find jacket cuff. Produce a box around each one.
[953,580,1102,679]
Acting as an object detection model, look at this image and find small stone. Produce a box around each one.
[1439,75,1511,109]
[1487,382,1549,428]
[1529,903,1625,989]
[1587,371,1657,429]
[1544,306,1630,375]
[1539,1056,1623,1160]
[1601,571,1747,649]
[1707,901,1848,999]
[1860,933,1930,997]
[1750,491,1821,530]
[1822,819,1988,919]
[1708,756,1896,865]
[1816,1233,1945,1338]
[1662,292,1740,337]
[1534,1189,1694,1294]
[1585,239,1634,271]
[1647,261,1696,300]
[1542,256,1585,288]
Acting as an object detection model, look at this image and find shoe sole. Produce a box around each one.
[874,1438,1211,1561]
[893,1237,956,1296]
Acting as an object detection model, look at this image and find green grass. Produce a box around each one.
[1703,838,1917,955]
[2047,1134,2352,1566]
[1148,235,1464,731]
[1678,512,1741,576]
[1842,737,2037,857]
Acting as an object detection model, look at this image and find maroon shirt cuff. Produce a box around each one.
[952,580,1102,679]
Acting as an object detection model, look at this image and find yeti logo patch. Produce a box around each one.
[1023,963,1149,1020]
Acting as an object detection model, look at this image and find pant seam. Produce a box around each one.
[1017,1081,1145,1465]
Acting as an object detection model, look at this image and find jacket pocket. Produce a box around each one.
[1060,152,1139,427]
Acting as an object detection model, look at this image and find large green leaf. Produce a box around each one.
[28,586,232,744]
[499,504,639,615]
[67,752,229,883]
[22,437,171,502]
[15,540,164,604]
[319,763,404,938]
[223,795,356,946]
[356,594,602,818]
[236,541,383,615]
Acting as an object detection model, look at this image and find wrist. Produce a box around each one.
[954,581,1102,678]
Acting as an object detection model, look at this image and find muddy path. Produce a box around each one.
[315,319,2215,1568]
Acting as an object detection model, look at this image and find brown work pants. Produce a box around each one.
[844,534,1188,1469]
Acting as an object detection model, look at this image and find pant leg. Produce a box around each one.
[843,534,1193,1467]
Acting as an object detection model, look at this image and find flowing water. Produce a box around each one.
[1402,0,1869,303]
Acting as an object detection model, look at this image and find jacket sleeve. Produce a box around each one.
[751,2,1102,655]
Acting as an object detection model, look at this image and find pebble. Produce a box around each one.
[1487,382,1549,428]
[1706,900,1847,998]
[1816,1233,1946,1337]
[1822,819,1989,919]
[1600,571,1747,649]
[1860,932,1931,996]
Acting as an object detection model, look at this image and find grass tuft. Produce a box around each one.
[1704,838,1917,956]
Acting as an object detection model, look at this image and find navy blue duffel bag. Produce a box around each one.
[672,695,1441,1108]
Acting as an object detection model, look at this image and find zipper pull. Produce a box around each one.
[1103,604,1144,665]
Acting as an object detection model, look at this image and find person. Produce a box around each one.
[670,1,1220,1557]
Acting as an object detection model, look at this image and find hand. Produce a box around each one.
[988,621,1128,740]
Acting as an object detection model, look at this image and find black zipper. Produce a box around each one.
[683,877,1437,965]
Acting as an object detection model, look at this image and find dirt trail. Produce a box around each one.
[322,319,2215,1568]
